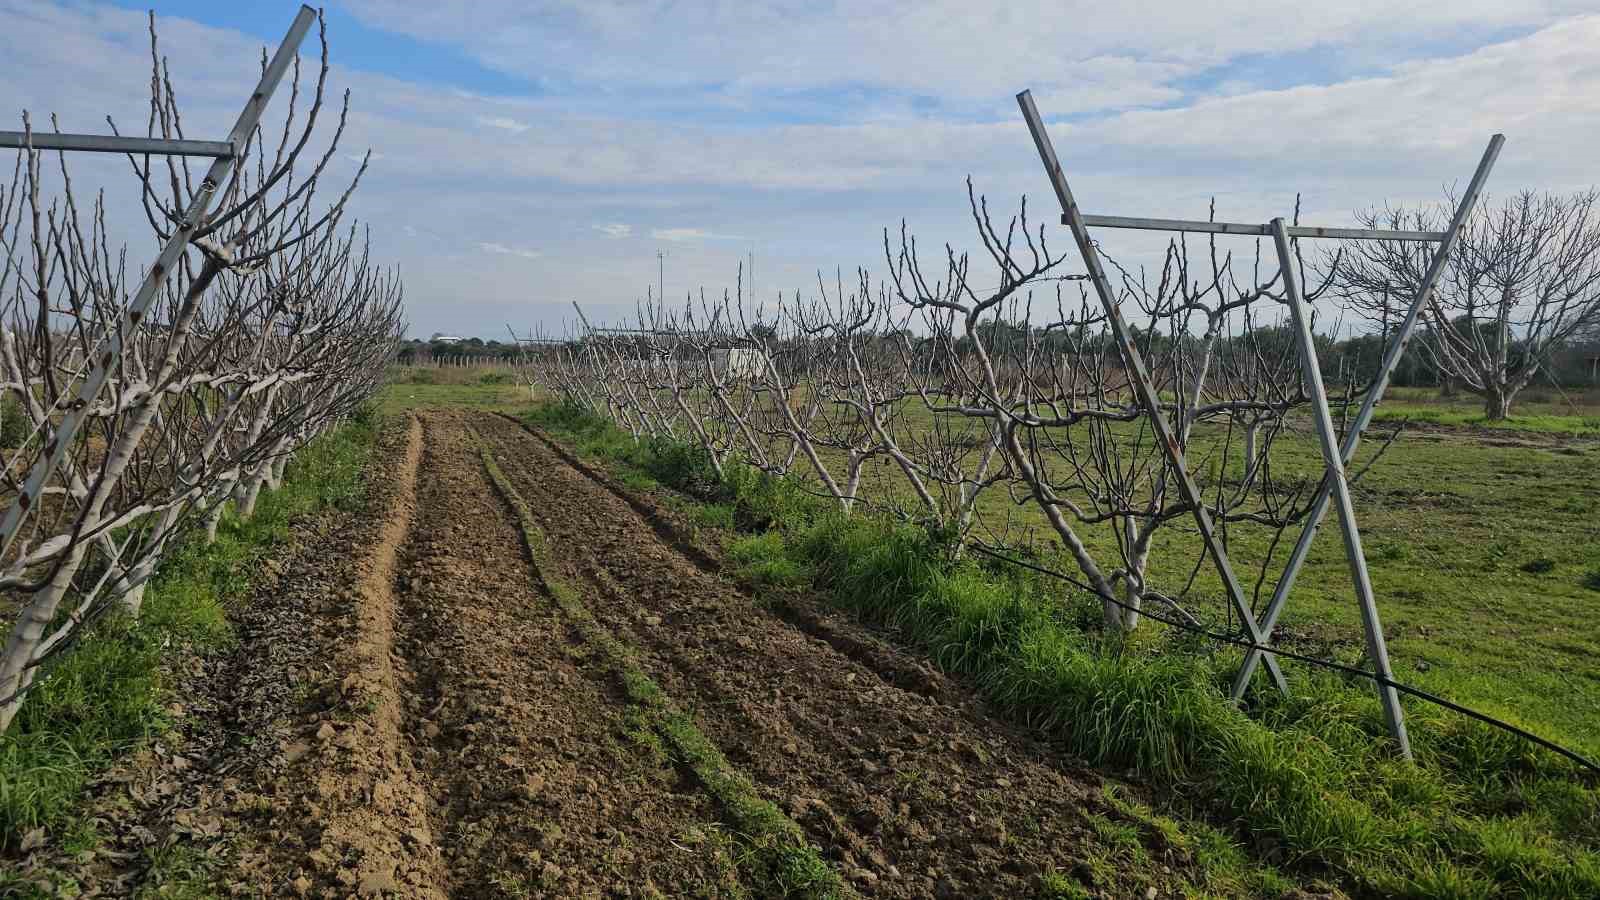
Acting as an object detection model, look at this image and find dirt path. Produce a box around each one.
[85,408,1209,897]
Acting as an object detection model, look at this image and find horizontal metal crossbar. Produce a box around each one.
[1073,213,1445,242]
[0,132,234,158]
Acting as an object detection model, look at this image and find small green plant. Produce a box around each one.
[0,392,28,448]
[1039,869,1092,899]
[728,531,807,587]
[692,503,736,530]
[640,436,722,497]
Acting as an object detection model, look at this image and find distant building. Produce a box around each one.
[707,348,763,380]
[429,332,464,344]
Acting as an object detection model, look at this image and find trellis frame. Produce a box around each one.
[0,5,318,559]
[1016,89,1503,757]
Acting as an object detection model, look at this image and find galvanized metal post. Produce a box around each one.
[1075,214,1447,243]
[1269,218,1412,756]
[1015,89,1289,694]
[0,134,234,157]
[1230,135,1503,700]
[0,4,318,558]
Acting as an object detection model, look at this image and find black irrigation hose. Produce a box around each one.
[962,541,1600,777]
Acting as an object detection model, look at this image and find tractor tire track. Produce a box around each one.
[231,413,451,897]
[388,410,752,897]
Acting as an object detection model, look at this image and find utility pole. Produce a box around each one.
[657,250,666,304]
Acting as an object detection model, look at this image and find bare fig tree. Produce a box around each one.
[524,182,1393,635]
[0,13,398,730]
[1336,189,1600,419]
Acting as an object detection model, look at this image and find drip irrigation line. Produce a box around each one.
[962,541,1600,777]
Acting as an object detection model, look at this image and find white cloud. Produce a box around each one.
[5,1,1600,341]
[478,241,542,259]
[477,115,530,132]
[345,0,1595,109]
[651,228,745,243]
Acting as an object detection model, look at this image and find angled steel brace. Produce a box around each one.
[1270,218,1411,756]
[1230,134,1503,700]
[1016,89,1290,694]
[1013,90,1505,757]
[0,4,318,559]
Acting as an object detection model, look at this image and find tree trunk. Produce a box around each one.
[0,545,85,731]
[1484,387,1512,420]
[1242,420,1262,483]
[120,582,148,616]
[204,499,226,544]
[1121,519,1142,630]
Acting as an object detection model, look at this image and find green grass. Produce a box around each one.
[1371,407,1600,436]
[1375,384,1600,419]
[0,393,28,449]
[728,532,808,588]
[379,366,529,413]
[526,399,1600,899]
[624,388,1600,762]
[0,409,380,856]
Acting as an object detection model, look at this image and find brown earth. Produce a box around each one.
[466,410,1202,898]
[14,408,1239,898]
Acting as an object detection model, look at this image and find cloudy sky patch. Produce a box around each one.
[4,1,1597,335]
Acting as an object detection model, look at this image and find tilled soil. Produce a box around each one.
[389,415,748,896]
[467,410,1191,898]
[29,408,1211,898]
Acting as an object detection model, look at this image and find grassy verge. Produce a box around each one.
[524,401,1600,899]
[380,367,528,414]
[0,410,379,862]
[476,441,848,899]
[1371,406,1600,436]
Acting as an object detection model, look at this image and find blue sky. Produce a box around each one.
[7,1,1600,338]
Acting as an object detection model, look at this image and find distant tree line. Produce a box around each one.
[395,337,528,365]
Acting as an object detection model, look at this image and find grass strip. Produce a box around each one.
[476,442,849,900]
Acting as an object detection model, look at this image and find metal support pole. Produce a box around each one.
[1230,135,1503,699]
[1269,219,1411,756]
[1076,214,1446,243]
[1016,89,1289,693]
[0,133,233,158]
[0,4,318,558]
